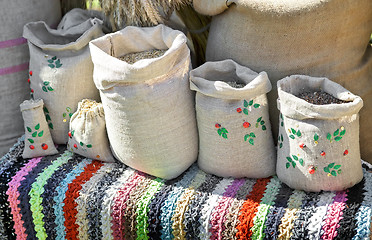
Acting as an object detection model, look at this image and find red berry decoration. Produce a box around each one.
[308,166,316,174]
[343,150,349,156]
[320,151,326,156]
[29,145,35,150]
[299,143,306,149]
[215,123,221,128]
[27,78,30,83]
[31,89,34,93]
[74,144,78,149]
[68,132,72,138]
[243,122,251,128]
[236,108,242,113]
[29,71,33,76]
[41,143,48,150]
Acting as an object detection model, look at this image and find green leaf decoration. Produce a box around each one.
[289,135,295,139]
[80,142,84,146]
[296,130,302,137]
[262,125,267,131]
[292,155,298,161]
[243,108,249,115]
[217,129,222,136]
[292,161,296,168]
[47,59,54,63]
[286,162,291,169]
[280,114,283,120]
[279,143,283,148]
[87,144,92,148]
[255,123,259,128]
[314,133,319,141]
[260,120,265,125]
[244,100,248,107]
[66,107,72,112]
[49,123,54,129]
[340,129,346,136]
[46,114,51,121]
[328,163,335,168]
[221,128,228,134]
[334,129,339,136]
[253,103,260,108]
[250,133,256,138]
[52,56,57,60]
[28,138,34,144]
[38,130,44,137]
[43,81,49,86]
[47,86,54,91]
[222,133,228,139]
[55,60,62,68]
[334,136,342,142]
[43,107,49,113]
[71,130,75,136]
[334,165,341,170]
[42,86,48,92]
[32,132,37,137]
[331,170,337,177]
[257,117,262,123]
[299,158,304,166]
[327,133,332,140]
[281,122,284,127]
[248,138,254,145]
[244,134,249,141]
[281,134,283,141]
[337,169,342,174]
[69,113,73,118]
[286,157,292,162]
[48,64,55,68]
[27,127,32,132]
[291,128,296,134]
[63,113,67,118]
[35,123,40,130]
[324,167,330,173]
[249,100,253,106]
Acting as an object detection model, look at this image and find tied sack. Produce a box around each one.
[67,99,115,162]
[277,75,363,192]
[193,0,372,164]
[190,59,276,178]
[89,24,198,179]
[21,99,58,159]
[22,9,104,144]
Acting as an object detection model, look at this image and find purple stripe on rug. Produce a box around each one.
[0,62,29,76]
[0,37,27,49]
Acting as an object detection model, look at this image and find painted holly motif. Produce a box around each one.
[70,140,92,151]
[28,71,34,99]
[43,106,53,129]
[278,134,283,149]
[279,113,284,127]
[42,81,54,92]
[324,163,342,177]
[63,107,73,123]
[255,117,267,131]
[286,155,304,169]
[288,128,301,139]
[237,99,260,115]
[215,123,228,139]
[26,123,46,151]
[326,127,345,142]
[244,132,256,145]
[47,56,62,68]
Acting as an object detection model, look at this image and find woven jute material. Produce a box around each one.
[193,0,372,163]
[0,0,61,156]
[23,9,104,144]
[190,59,276,178]
[276,75,363,192]
[89,24,198,179]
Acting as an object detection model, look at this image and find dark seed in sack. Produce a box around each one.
[118,49,166,64]
[226,81,245,88]
[297,91,350,105]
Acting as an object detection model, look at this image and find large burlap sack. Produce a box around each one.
[193,0,372,163]
[277,75,363,192]
[0,0,61,156]
[190,59,276,178]
[67,99,115,162]
[23,9,104,144]
[89,24,198,179]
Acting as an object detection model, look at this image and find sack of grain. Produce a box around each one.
[0,0,61,156]
[89,24,198,179]
[67,99,115,162]
[190,59,276,178]
[20,99,58,158]
[277,75,363,192]
[193,0,372,164]
[22,9,104,144]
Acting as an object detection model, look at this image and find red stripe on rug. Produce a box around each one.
[0,62,29,76]
[0,37,27,49]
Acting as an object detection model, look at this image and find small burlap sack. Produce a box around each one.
[89,24,198,179]
[21,99,58,158]
[193,0,372,164]
[190,59,276,178]
[67,99,115,162]
[277,75,364,192]
[22,9,104,144]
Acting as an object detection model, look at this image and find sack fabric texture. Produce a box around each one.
[193,0,372,163]
[23,9,104,144]
[190,59,276,178]
[67,99,115,162]
[277,75,363,192]
[0,0,61,156]
[89,24,198,179]
[20,99,58,159]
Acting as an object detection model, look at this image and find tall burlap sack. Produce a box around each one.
[89,24,198,179]
[20,99,58,159]
[277,75,363,192]
[190,59,276,178]
[67,99,115,162]
[193,0,372,164]
[23,9,104,144]
[0,0,61,156]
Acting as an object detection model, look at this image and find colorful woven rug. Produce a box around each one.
[0,137,371,240]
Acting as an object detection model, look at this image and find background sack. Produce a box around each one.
[190,59,275,178]
[0,0,61,156]
[90,24,198,180]
[21,99,58,159]
[277,75,363,192]
[193,0,372,163]
[23,9,104,144]
[67,99,115,162]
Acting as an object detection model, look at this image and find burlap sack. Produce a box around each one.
[277,75,363,192]
[89,24,198,179]
[22,9,104,144]
[0,0,61,156]
[190,59,275,178]
[193,0,372,164]
[20,99,58,159]
[67,99,115,162]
